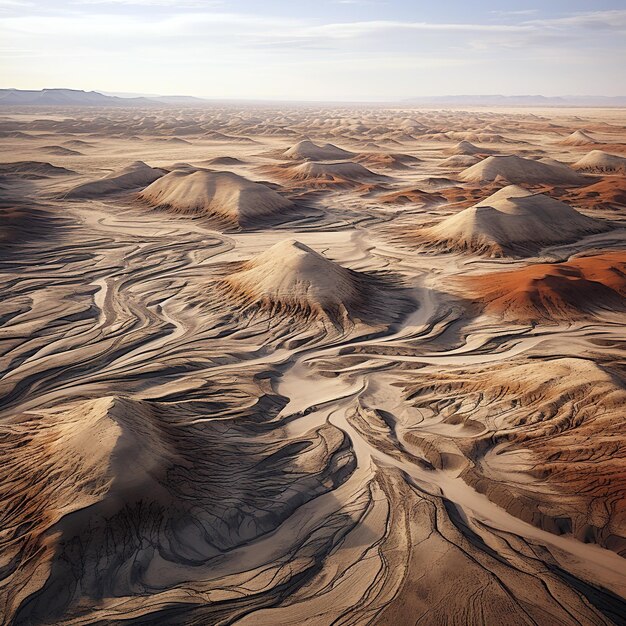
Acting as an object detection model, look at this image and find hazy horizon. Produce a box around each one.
[1,1,625,101]
[4,88,626,105]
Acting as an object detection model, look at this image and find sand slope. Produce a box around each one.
[266,160,384,187]
[462,251,626,321]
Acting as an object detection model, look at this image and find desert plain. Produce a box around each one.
[0,104,625,625]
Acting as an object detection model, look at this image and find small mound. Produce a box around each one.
[417,177,458,190]
[203,156,245,166]
[573,150,626,174]
[269,161,383,187]
[378,187,445,206]
[203,131,256,143]
[446,140,493,156]
[65,161,164,198]
[459,155,586,185]
[462,252,626,322]
[138,169,293,228]
[217,239,402,325]
[561,130,597,146]
[157,137,191,145]
[420,185,608,256]
[0,161,74,179]
[41,145,82,156]
[284,140,355,161]
[353,152,420,170]
[63,139,95,148]
[438,155,481,169]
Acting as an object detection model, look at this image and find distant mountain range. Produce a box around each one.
[403,95,626,107]
[0,88,208,106]
[1,88,625,107]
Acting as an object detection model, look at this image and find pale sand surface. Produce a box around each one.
[0,104,625,625]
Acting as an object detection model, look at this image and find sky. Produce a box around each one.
[0,0,625,101]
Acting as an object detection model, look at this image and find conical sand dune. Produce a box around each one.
[353,151,420,170]
[573,150,626,173]
[138,169,293,227]
[561,130,597,146]
[446,140,492,156]
[459,154,586,185]
[438,154,481,168]
[423,185,608,256]
[65,161,164,198]
[2,394,352,623]
[284,139,355,161]
[218,239,400,323]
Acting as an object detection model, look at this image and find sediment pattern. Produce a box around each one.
[1,105,625,625]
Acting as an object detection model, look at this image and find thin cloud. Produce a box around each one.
[491,9,539,17]
[74,0,223,6]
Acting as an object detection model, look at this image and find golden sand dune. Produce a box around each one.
[353,151,420,170]
[378,186,445,205]
[437,154,481,168]
[41,144,83,156]
[446,139,494,155]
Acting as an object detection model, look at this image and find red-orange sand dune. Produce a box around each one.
[463,251,626,322]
